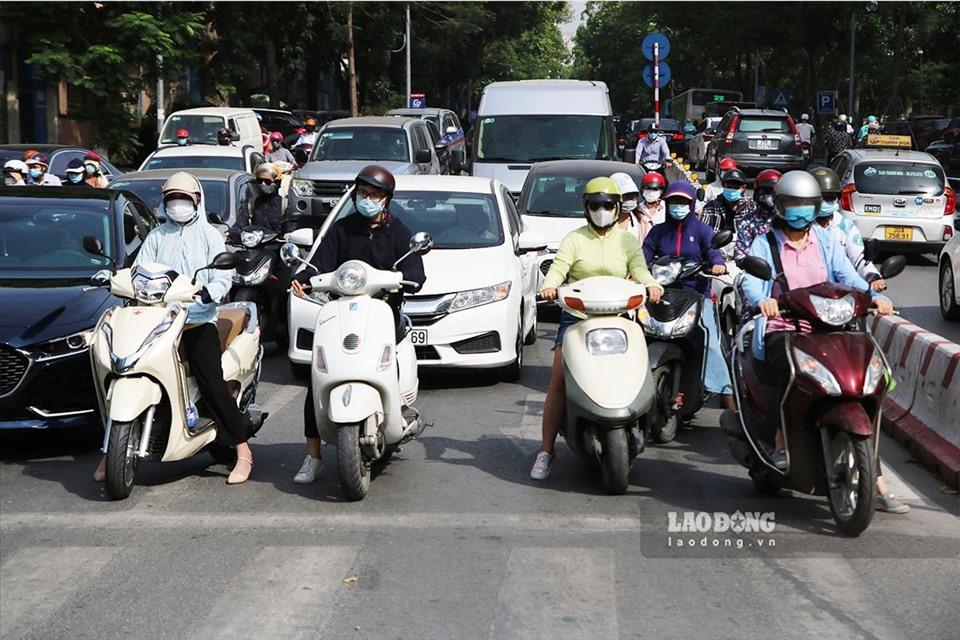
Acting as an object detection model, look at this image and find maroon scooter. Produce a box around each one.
[721,255,905,536]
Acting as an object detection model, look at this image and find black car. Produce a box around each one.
[0,144,122,183]
[253,108,304,140]
[0,187,157,431]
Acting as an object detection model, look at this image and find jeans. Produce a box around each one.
[701,298,732,395]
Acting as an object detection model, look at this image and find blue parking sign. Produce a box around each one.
[817,90,836,115]
[409,93,426,109]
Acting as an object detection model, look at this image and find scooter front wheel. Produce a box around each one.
[826,431,876,536]
[337,423,371,501]
[105,419,141,501]
[599,428,630,495]
[650,366,678,444]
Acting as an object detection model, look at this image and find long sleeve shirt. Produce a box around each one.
[642,217,724,295]
[542,224,659,293]
[635,137,671,164]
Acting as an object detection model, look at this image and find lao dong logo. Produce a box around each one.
[667,510,776,534]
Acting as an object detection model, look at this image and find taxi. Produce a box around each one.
[827,134,957,254]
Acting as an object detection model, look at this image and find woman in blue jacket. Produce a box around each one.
[643,181,735,412]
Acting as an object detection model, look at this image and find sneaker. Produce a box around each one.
[769,448,788,471]
[293,455,324,484]
[876,492,910,514]
[530,452,553,480]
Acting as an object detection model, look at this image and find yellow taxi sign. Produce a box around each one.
[866,134,912,149]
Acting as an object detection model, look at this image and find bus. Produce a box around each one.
[668,89,744,124]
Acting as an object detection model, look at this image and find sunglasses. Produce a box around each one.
[256,178,278,185]
[587,201,617,212]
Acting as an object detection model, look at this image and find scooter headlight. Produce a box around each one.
[652,262,681,286]
[792,347,842,396]
[131,267,173,304]
[809,294,856,326]
[585,328,628,355]
[241,229,264,248]
[111,308,180,373]
[232,260,271,285]
[335,262,367,293]
[863,348,888,395]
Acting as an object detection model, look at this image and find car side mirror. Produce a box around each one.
[409,231,434,255]
[89,269,111,287]
[711,229,733,249]
[83,235,104,257]
[445,126,458,135]
[231,131,240,141]
[879,255,906,279]
[742,256,773,281]
[517,230,548,254]
[293,149,309,165]
[415,149,432,164]
[287,228,314,247]
[207,211,223,225]
[434,142,448,153]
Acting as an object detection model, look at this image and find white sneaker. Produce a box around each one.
[530,452,553,480]
[293,456,324,484]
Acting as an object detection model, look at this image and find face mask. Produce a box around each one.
[588,207,617,228]
[667,203,690,220]
[621,199,638,212]
[4,175,19,186]
[642,189,660,203]
[258,182,277,196]
[356,196,384,218]
[271,141,281,149]
[68,173,84,184]
[84,164,97,175]
[723,187,742,202]
[818,200,839,217]
[783,205,816,230]
[165,198,197,223]
[648,133,658,141]
[29,168,42,179]
[178,139,187,146]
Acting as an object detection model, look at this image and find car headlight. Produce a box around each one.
[131,268,173,304]
[28,329,94,361]
[335,262,367,293]
[809,294,856,326]
[652,262,682,286]
[241,229,264,248]
[446,282,511,313]
[586,328,627,355]
[111,308,180,373]
[232,260,272,285]
[793,347,841,395]
[292,178,315,197]
[863,348,887,395]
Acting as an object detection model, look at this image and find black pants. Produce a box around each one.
[182,323,253,446]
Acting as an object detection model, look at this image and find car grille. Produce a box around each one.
[452,332,501,354]
[408,312,447,327]
[311,181,351,199]
[539,259,553,276]
[0,346,28,396]
[415,346,440,360]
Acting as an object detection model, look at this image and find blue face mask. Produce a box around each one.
[667,203,689,220]
[784,205,817,229]
[177,139,187,146]
[818,200,839,217]
[356,197,384,218]
[723,187,742,202]
[68,173,83,184]
[84,164,97,175]
[28,168,42,179]
[648,133,658,141]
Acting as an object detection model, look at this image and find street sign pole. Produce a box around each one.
[654,43,660,128]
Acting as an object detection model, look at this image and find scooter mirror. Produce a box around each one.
[89,269,112,287]
[82,235,104,257]
[696,187,706,202]
[280,242,300,266]
[410,231,434,255]
[711,229,733,249]
[879,254,906,279]
[742,256,773,281]
[208,252,238,270]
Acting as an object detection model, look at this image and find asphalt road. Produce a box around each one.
[884,253,960,343]
[1,324,958,640]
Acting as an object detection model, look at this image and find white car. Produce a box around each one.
[139,144,263,174]
[687,117,722,170]
[287,175,546,379]
[939,221,960,320]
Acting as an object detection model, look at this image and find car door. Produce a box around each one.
[501,184,536,332]
[441,111,465,153]
[411,123,437,174]
[120,197,156,265]
[424,120,450,174]
[232,174,254,229]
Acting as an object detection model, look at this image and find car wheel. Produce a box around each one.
[523,304,538,346]
[500,318,524,382]
[940,260,960,320]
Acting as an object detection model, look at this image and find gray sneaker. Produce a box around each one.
[293,455,324,484]
[530,452,553,480]
[876,492,910,514]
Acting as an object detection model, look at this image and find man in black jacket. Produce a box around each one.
[289,165,425,484]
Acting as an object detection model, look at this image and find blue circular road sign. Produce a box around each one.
[643,62,672,88]
[642,33,671,61]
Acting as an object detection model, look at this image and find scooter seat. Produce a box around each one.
[217,309,250,351]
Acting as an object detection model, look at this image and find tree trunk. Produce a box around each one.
[348,5,358,117]
[265,36,280,108]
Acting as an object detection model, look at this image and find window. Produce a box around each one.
[0,199,115,272]
[475,115,611,163]
[49,150,84,176]
[830,156,848,179]
[411,125,430,154]
[500,186,521,245]
[143,155,245,171]
[853,162,945,196]
[441,113,457,134]
[160,115,226,145]
[313,127,409,162]
[523,174,595,218]
[737,117,791,133]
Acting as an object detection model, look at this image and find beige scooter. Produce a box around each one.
[84,238,263,500]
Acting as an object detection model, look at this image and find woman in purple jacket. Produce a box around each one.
[643,181,736,411]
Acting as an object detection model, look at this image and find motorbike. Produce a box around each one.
[711,239,742,355]
[81,236,264,500]
[722,254,906,535]
[280,232,433,500]
[554,276,655,494]
[229,225,290,348]
[641,160,667,180]
[800,141,812,167]
[639,231,732,442]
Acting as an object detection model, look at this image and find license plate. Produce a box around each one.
[409,329,429,345]
[755,139,776,150]
[864,204,881,214]
[884,226,913,241]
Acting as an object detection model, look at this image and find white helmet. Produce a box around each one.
[801,113,809,121]
[161,172,202,223]
[609,172,639,196]
[839,114,848,122]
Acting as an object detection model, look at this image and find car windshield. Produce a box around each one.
[160,115,227,145]
[738,117,790,133]
[854,162,945,195]
[335,190,503,249]
[523,175,596,218]
[110,178,228,220]
[143,155,244,171]
[0,199,115,272]
[313,128,409,162]
[640,118,681,132]
[475,115,611,163]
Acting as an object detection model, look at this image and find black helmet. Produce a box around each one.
[354,165,396,206]
[720,168,747,185]
[808,166,841,197]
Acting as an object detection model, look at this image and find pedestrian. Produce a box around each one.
[64,158,88,186]
[3,159,28,185]
[25,155,62,186]
[82,151,109,188]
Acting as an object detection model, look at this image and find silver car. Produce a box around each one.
[289,116,443,218]
[829,148,955,254]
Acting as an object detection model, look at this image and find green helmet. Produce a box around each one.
[808,166,841,197]
[582,176,621,205]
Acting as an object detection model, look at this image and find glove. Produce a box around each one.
[199,287,213,304]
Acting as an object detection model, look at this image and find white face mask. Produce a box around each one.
[588,207,617,228]
[165,198,197,223]
[621,199,638,212]
[642,189,661,203]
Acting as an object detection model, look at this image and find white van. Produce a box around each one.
[158,107,262,150]
[466,80,617,195]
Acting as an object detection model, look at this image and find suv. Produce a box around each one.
[290,116,443,218]
[704,108,805,181]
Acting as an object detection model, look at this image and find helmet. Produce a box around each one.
[269,131,284,142]
[3,159,28,174]
[176,128,189,139]
[801,113,809,121]
[647,121,658,132]
[255,162,281,180]
[22,149,40,161]
[839,114,848,122]
[305,118,317,129]
[754,169,782,191]
[662,181,697,216]
[808,167,841,197]
[720,168,747,185]
[354,165,396,205]
[83,150,102,162]
[718,157,737,172]
[161,171,202,206]
[26,155,49,168]
[867,115,877,124]
[773,170,821,224]
[640,171,667,189]
[65,158,85,174]
[582,177,621,204]
[610,172,639,196]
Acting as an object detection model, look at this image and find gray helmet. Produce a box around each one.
[773,170,821,219]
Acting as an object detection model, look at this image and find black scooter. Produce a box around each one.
[639,230,731,442]
[228,225,291,347]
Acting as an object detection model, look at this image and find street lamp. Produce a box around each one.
[918,48,924,114]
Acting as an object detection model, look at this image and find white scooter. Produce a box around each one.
[280,232,433,500]
[711,240,741,354]
[555,276,656,494]
[83,236,264,500]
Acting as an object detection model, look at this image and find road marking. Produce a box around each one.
[261,382,306,416]
[499,392,545,454]
[489,547,617,640]
[190,546,358,640]
[0,546,116,640]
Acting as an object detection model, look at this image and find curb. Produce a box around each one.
[880,399,960,490]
